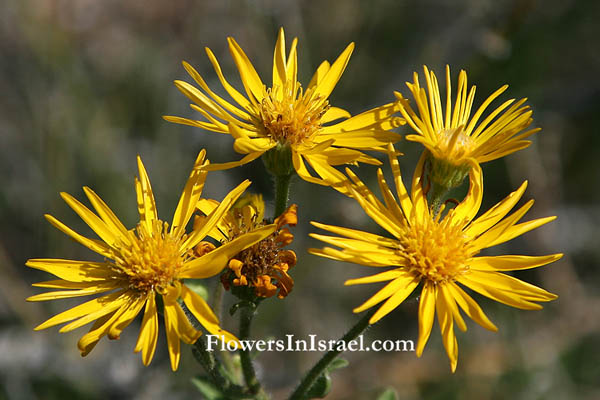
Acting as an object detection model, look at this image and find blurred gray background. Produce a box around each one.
[1,0,599,399]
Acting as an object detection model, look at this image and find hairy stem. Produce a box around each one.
[274,174,292,218]
[239,306,263,396]
[288,310,375,400]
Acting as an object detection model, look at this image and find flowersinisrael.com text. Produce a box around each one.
[206,334,414,353]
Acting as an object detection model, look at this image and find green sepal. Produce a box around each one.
[262,142,295,177]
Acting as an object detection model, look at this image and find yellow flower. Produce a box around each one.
[164,28,403,183]
[27,151,276,370]
[395,65,540,175]
[194,196,298,299]
[309,144,561,372]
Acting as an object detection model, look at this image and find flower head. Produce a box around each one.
[27,151,276,370]
[395,66,540,187]
[164,28,403,184]
[195,195,297,299]
[309,144,561,371]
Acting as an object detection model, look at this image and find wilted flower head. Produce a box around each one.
[195,194,298,299]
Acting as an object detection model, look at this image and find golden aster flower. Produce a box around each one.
[309,144,561,372]
[194,196,297,299]
[26,151,276,370]
[395,65,540,187]
[164,27,403,184]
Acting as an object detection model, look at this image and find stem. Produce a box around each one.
[288,310,375,400]
[192,336,231,390]
[274,174,292,218]
[239,306,263,396]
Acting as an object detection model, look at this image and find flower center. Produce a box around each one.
[400,215,471,283]
[258,81,329,145]
[112,220,185,295]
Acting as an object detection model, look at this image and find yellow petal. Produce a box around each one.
[313,43,354,103]
[353,274,416,313]
[60,192,119,247]
[319,130,402,149]
[201,152,263,171]
[349,185,404,239]
[182,285,239,345]
[467,270,557,301]
[134,293,159,366]
[181,224,276,278]
[308,247,396,267]
[291,151,330,186]
[369,275,419,323]
[465,180,528,239]
[285,37,298,84]
[44,215,113,258]
[416,281,436,357]
[451,162,483,225]
[204,47,254,111]
[180,180,251,252]
[344,269,406,286]
[26,259,113,282]
[196,199,230,242]
[164,114,227,132]
[272,27,287,92]
[108,295,147,339]
[309,233,397,254]
[58,292,131,333]
[83,187,130,240]
[135,157,158,230]
[233,137,276,154]
[469,254,563,272]
[485,217,557,248]
[321,107,351,124]
[457,273,553,310]
[310,221,398,247]
[307,60,330,89]
[78,313,115,356]
[33,290,126,330]
[447,282,497,332]
[439,283,467,332]
[181,61,250,120]
[227,37,265,103]
[304,155,351,193]
[174,304,202,345]
[27,282,116,301]
[163,303,182,371]
[436,286,458,372]
[410,152,429,223]
[322,102,404,132]
[171,150,208,238]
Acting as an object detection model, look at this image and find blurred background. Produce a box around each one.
[1,0,599,399]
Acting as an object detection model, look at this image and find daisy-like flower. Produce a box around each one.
[309,144,561,371]
[164,28,403,183]
[26,151,276,370]
[194,194,298,299]
[395,66,540,188]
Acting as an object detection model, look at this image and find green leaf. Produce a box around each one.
[190,377,225,400]
[376,387,399,400]
[327,358,349,371]
[304,373,332,399]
